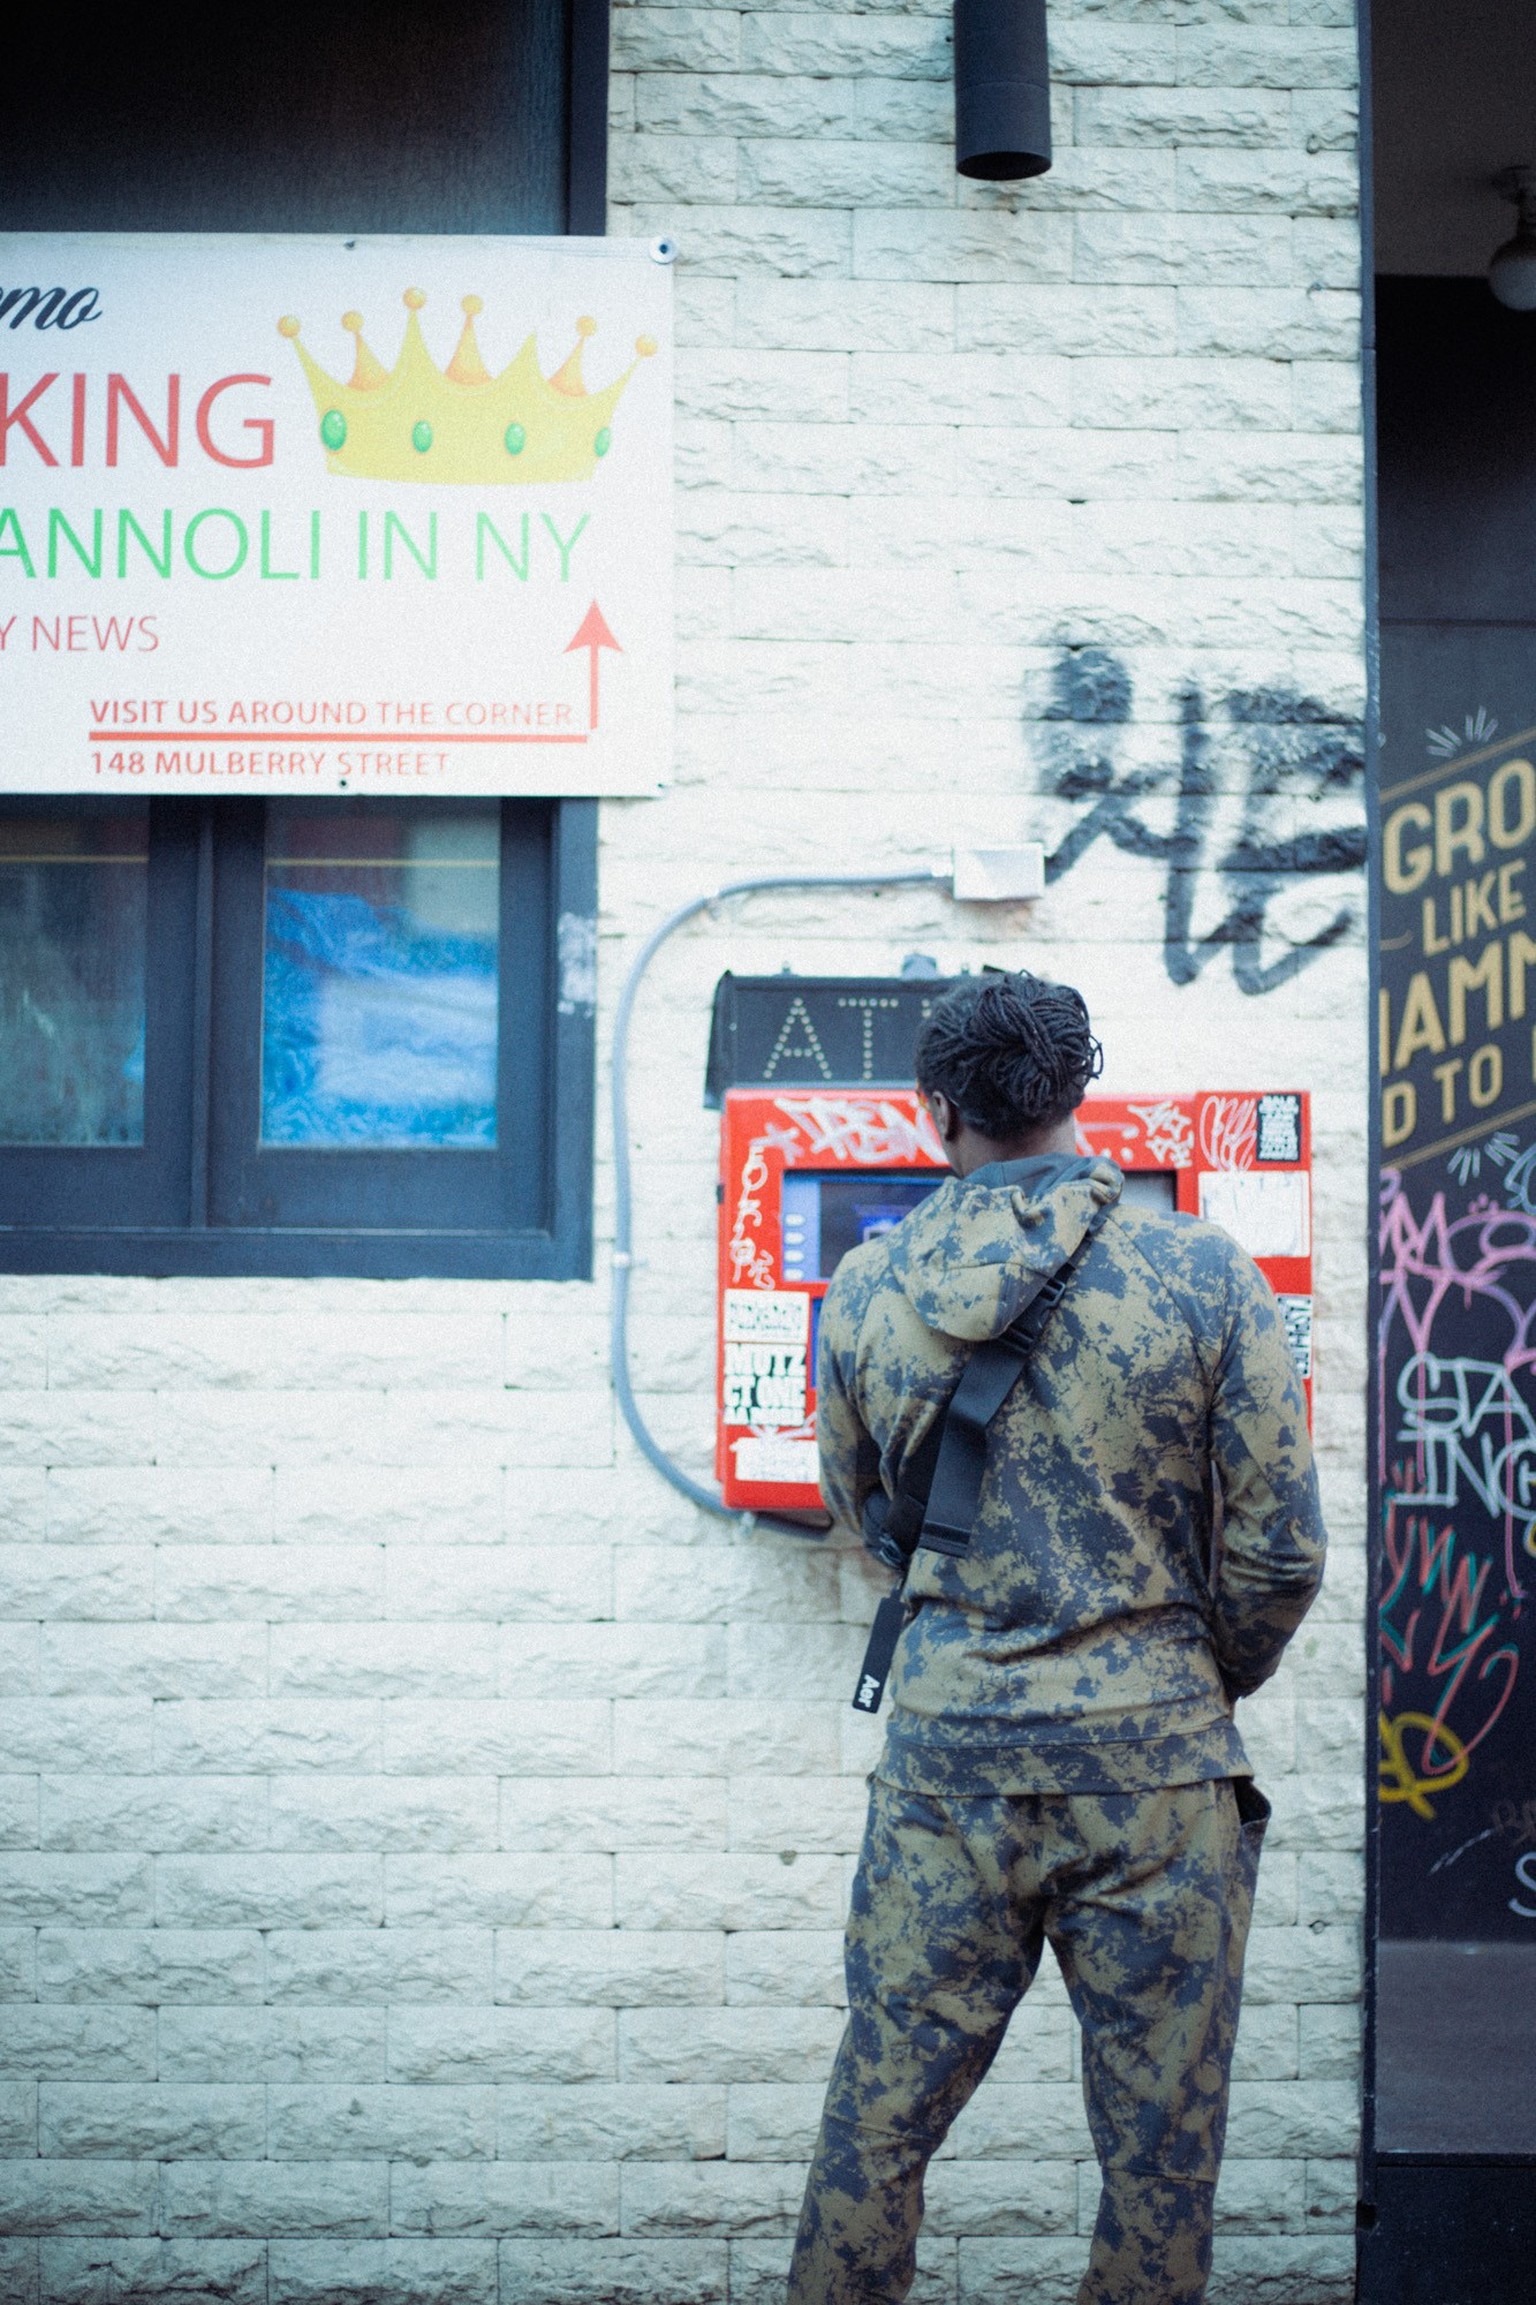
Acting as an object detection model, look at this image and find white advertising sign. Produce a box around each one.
[0,235,672,795]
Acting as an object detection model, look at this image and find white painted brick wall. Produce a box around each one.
[0,1,1366,2299]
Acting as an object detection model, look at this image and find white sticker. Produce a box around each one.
[722,1339,808,1426]
[1278,1294,1314,1381]
[724,1290,810,1345]
[732,1436,820,1485]
[1198,1170,1310,1260]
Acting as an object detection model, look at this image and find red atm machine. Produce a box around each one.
[716,1082,1313,1516]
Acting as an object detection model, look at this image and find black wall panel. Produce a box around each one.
[1378,278,1536,626]
[0,0,579,235]
[1370,275,1536,2267]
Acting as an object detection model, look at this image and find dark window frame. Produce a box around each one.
[0,797,596,1280]
[211,799,548,1237]
[0,797,197,1233]
[568,0,612,235]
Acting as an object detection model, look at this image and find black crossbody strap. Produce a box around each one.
[851,1591,910,1716]
[851,1196,1111,1714]
[861,1245,1080,1566]
[915,1327,1034,1557]
[917,1215,1104,1558]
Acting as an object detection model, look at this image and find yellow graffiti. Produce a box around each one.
[1379,1710,1470,1819]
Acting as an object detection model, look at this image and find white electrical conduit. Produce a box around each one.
[609,869,948,1536]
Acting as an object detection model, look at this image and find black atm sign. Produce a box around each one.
[705,974,963,1105]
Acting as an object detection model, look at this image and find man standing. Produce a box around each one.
[787,971,1326,2305]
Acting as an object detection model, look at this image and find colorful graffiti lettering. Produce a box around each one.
[1393,1357,1536,1556]
[1377,1138,1536,1956]
[1378,1160,1531,1827]
[1379,1172,1536,1596]
[1378,1504,1520,1818]
[1379,1710,1470,1820]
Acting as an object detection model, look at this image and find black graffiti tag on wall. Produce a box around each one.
[1034,647,1367,995]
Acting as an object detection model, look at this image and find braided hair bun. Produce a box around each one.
[915,970,1103,1137]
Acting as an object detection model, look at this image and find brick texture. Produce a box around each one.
[0,1,1365,2298]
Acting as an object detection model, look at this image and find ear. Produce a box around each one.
[923,1088,961,1148]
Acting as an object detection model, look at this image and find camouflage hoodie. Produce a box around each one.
[817,1152,1326,1795]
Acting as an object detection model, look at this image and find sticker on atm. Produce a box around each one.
[723,1291,810,1344]
[722,1289,811,1427]
[1197,1170,1310,1259]
[733,1435,820,1485]
[1278,1294,1313,1381]
[1255,1093,1302,1164]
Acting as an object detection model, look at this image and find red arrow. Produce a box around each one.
[564,601,622,731]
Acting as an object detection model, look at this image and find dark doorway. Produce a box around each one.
[1367,3,1536,2294]
[1373,276,1536,2157]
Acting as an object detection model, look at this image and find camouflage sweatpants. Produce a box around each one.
[787,1774,1269,2305]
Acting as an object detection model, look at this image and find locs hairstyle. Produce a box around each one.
[915,971,1103,1138]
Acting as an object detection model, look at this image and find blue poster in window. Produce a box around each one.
[261,884,498,1147]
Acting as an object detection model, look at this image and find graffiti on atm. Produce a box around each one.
[1076,1096,1292,1176]
[1035,645,1366,995]
[1075,1100,1195,1169]
[727,1096,944,1293]
[1131,1101,1196,1168]
[1199,1096,1257,1172]
[727,1139,777,1290]
[768,1094,944,1168]
[718,1085,1311,1525]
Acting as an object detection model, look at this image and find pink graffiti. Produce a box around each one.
[1379,1171,1536,1598]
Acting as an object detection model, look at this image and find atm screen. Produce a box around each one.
[1118,1169,1178,1214]
[780,1164,1177,1284]
[781,1171,943,1282]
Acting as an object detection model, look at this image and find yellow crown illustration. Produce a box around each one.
[277,290,656,485]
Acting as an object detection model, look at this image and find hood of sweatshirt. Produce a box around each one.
[885,1153,1124,1343]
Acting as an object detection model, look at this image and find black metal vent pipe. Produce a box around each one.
[954,0,1051,181]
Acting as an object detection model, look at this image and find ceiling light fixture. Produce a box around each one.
[1489,166,1536,310]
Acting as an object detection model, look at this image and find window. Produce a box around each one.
[0,797,595,1277]
[0,803,152,1149]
